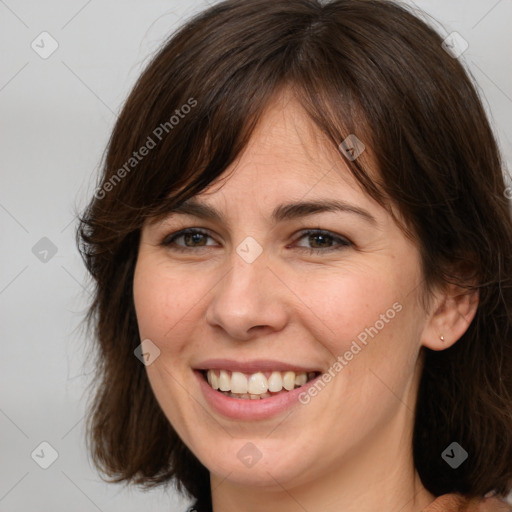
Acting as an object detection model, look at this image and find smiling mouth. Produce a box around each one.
[200,369,320,400]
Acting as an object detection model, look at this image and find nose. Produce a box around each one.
[205,251,289,341]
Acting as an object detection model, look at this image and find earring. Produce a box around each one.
[440,335,445,342]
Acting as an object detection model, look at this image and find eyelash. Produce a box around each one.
[161,228,352,254]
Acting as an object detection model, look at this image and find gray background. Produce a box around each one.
[1,1,511,511]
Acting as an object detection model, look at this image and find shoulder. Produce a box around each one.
[469,497,512,512]
[424,493,512,512]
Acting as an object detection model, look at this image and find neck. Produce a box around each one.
[210,422,434,512]
[210,371,435,512]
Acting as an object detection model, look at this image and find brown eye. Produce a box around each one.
[182,232,208,247]
[162,229,217,250]
[293,230,352,253]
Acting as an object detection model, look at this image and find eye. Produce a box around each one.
[161,228,218,250]
[291,229,352,253]
[161,228,352,254]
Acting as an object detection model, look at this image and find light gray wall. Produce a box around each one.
[1,1,511,511]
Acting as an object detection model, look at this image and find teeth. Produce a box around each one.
[219,370,230,392]
[283,371,295,390]
[231,372,248,394]
[295,373,307,386]
[206,369,314,396]
[268,371,283,392]
[248,372,268,394]
[207,370,219,390]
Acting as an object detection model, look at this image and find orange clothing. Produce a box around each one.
[424,494,512,511]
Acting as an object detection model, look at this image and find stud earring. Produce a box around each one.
[440,335,445,342]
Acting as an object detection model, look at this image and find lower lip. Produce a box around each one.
[194,370,319,421]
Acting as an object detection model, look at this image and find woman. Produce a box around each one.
[78,1,512,511]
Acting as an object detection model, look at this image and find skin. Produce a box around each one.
[133,89,478,512]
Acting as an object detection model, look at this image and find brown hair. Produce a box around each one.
[77,0,512,509]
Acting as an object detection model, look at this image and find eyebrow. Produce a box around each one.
[164,198,377,225]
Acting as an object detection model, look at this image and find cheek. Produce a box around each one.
[133,257,198,346]
[294,267,401,344]
[132,256,202,440]
[290,261,422,394]
[133,263,166,340]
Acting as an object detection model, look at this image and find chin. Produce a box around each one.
[190,433,318,489]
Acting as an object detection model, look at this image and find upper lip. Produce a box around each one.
[193,359,322,374]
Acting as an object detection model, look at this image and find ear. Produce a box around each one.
[421,283,479,351]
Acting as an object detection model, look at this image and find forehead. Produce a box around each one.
[199,90,377,210]
[144,89,407,238]
[205,91,372,196]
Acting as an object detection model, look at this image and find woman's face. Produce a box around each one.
[133,92,433,493]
